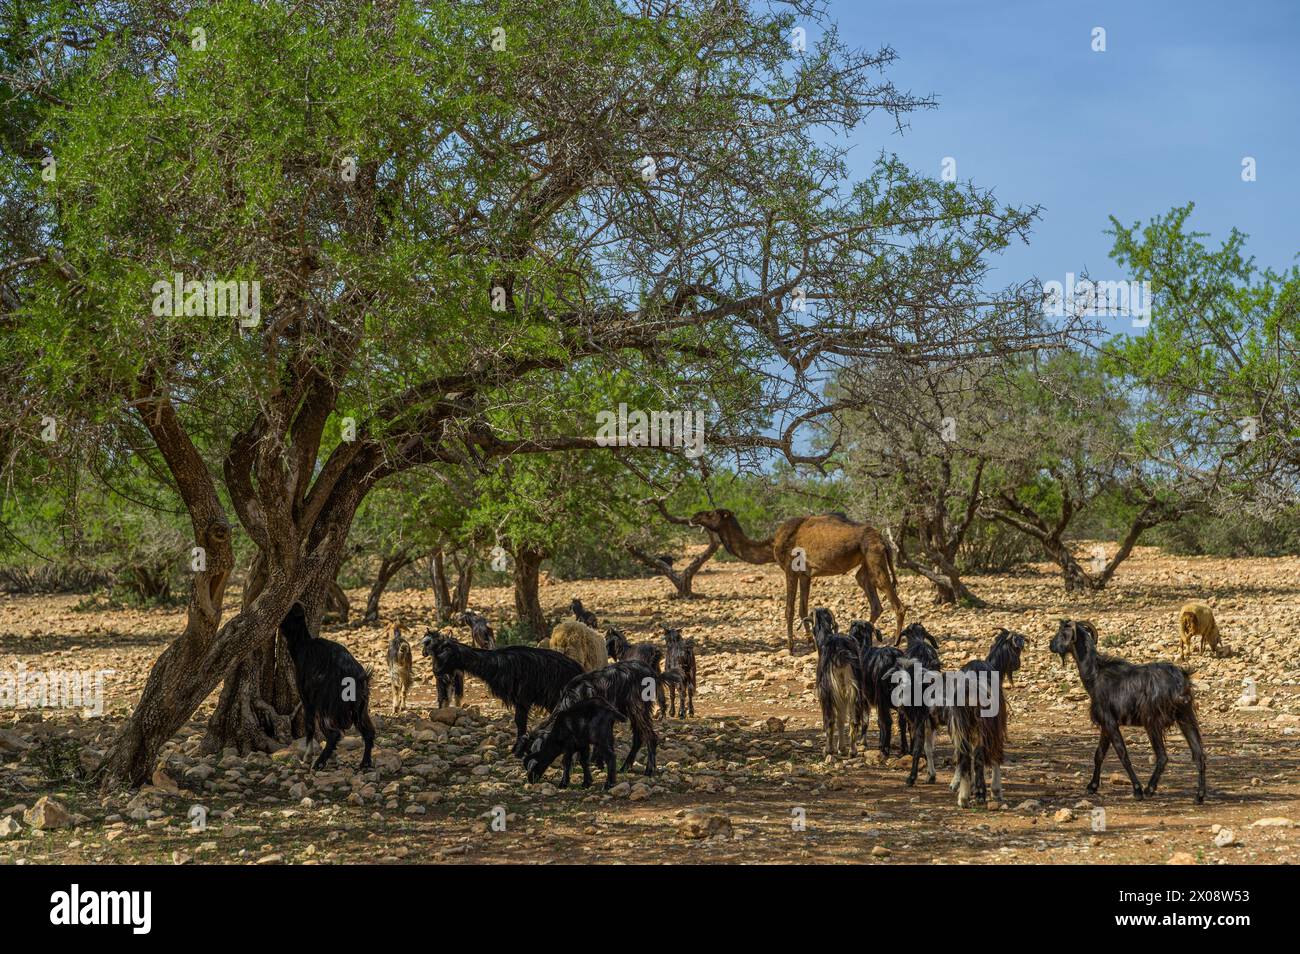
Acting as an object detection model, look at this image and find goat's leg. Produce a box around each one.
[1087,731,1110,793]
[435,674,448,709]
[991,761,1004,803]
[897,707,910,756]
[558,750,573,788]
[1106,726,1144,799]
[973,746,987,805]
[513,704,530,749]
[822,699,836,761]
[640,708,658,776]
[905,716,924,786]
[923,719,937,783]
[300,705,318,766]
[798,574,811,643]
[955,748,971,807]
[687,680,695,717]
[358,708,376,773]
[1143,725,1169,796]
[622,716,642,772]
[1177,716,1207,804]
[601,743,617,789]
[578,745,592,789]
[877,705,892,764]
[313,728,341,771]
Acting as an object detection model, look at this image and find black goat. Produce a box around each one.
[893,621,944,786]
[280,603,375,772]
[807,609,863,760]
[459,610,496,649]
[421,633,582,748]
[1051,620,1206,803]
[947,629,1026,806]
[848,619,908,761]
[606,627,667,716]
[553,661,671,775]
[571,598,599,629]
[420,629,466,708]
[519,698,625,790]
[663,626,697,718]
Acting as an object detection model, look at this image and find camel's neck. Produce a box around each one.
[716,518,775,564]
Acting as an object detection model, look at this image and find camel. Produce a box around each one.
[689,509,905,651]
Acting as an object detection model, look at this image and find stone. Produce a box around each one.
[678,810,732,840]
[1213,828,1236,848]
[24,796,73,830]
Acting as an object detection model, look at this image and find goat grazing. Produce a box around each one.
[281,603,375,772]
[519,698,625,789]
[1179,603,1221,659]
[663,626,697,718]
[807,608,862,760]
[549,619,607,672]
[459,610,496,650]
[848,619,908,761]
[385,622,414,713]
[553,660,670,776]
[571,598,600,629]
[1051,619,1207,803]
[606,626,667,716]
[893,621,944,786]
[947,629,1026,806]
[421,633,582,748]
[420,629,466,708]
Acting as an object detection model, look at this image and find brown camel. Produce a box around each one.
[689,509,905,651]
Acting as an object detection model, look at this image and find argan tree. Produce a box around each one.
[2,0,1049,786]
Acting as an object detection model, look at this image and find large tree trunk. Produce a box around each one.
[512,547,547,641]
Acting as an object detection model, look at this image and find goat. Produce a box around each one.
[807,608,862,761]
[549,619,606,672]
[848,619,908,761]
[1051,619,1206,803]
[459,610,496,650]
[571,598,600,629]
[280,603,375,772]
[553,660,672,776]
[385,622,414,713]
[663,626,697,718]
[421,633,581,748]
[606,626,667,716]
[519,698,625,789]
[420,629,466,708]
[892,621,944,786]
[947,629,1026,806]
[1179,603,1221,659]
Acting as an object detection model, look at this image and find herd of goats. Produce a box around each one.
[280,590,1214,808]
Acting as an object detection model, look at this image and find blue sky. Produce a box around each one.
[824,0,1299,302]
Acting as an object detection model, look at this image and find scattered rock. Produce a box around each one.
[678,810,732,840]
[24,796,73,830]
[1213,828,1236,848]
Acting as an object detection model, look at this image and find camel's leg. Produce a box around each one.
[798,574,811,645]
[856,564,882,625]
[783,571,798,653]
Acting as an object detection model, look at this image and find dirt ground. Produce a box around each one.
[1,544,1297,865]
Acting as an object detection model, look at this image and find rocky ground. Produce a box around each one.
[1,544,1298,864]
